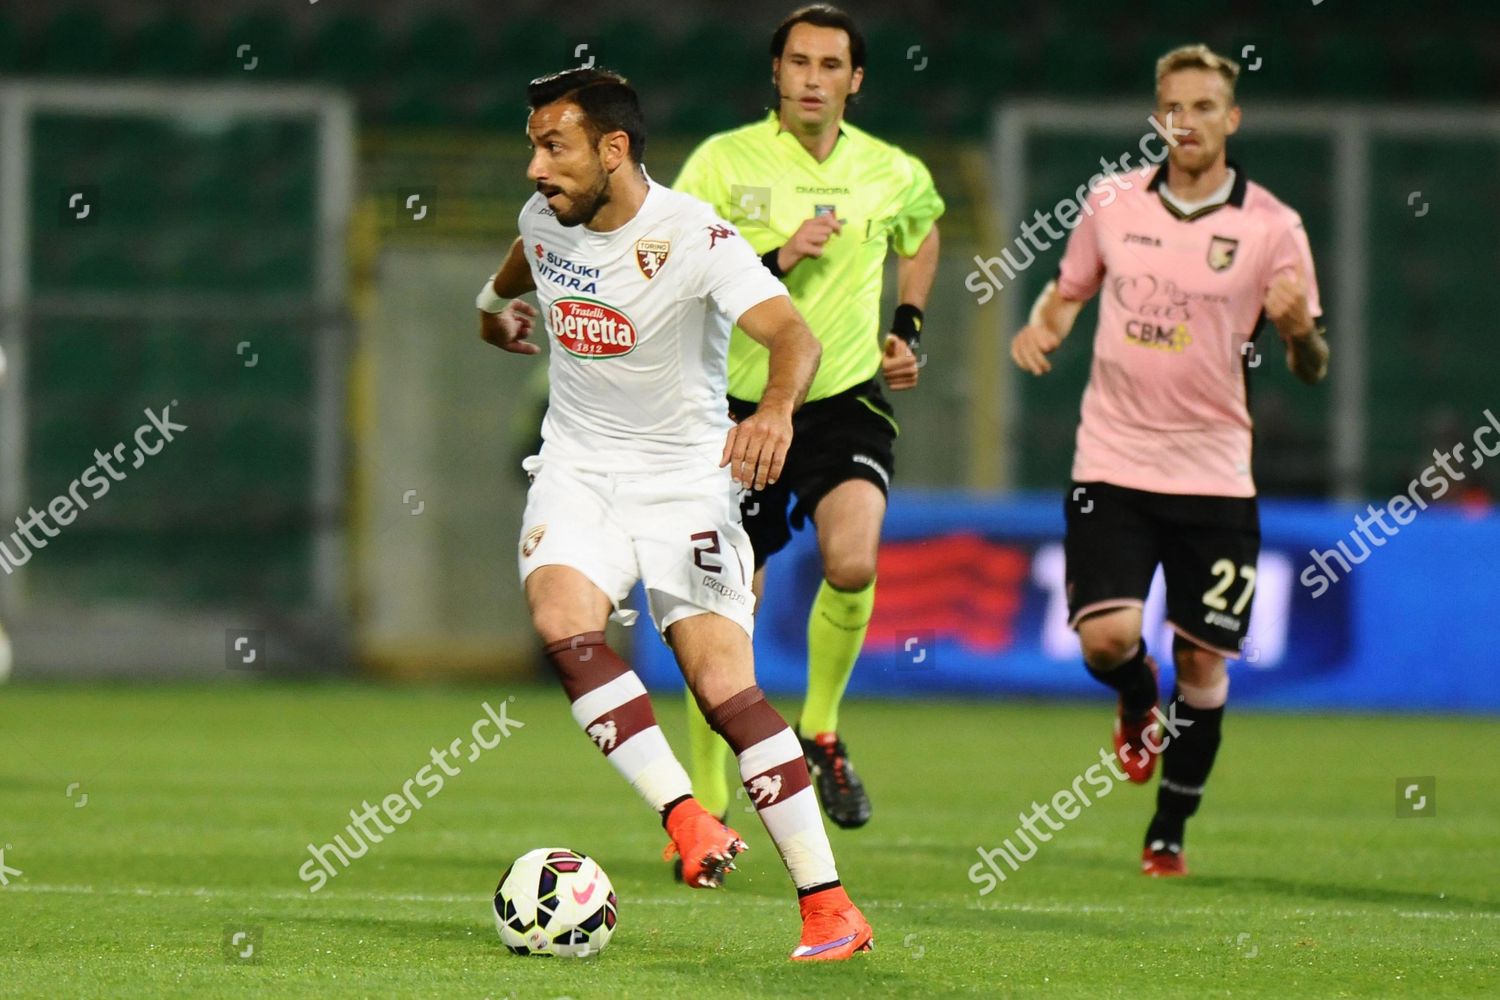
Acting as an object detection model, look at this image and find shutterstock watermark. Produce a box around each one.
[966,114,1191,306]
[0,402,187,574]
[298,698,524,892]
[1301,408,1500,598]
[968,703,1193,893]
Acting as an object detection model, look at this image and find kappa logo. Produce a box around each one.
[521,524,546,557]
[748,773,783,805]
[635,238,670,280]
[706,223,737,249]
[1208,235,1239,272]
[587,720,618,752]
[549,297,638,358]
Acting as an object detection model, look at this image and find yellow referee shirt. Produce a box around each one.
[673,111,945,403]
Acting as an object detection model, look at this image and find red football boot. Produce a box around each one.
[1113,655,1162,784]
[662,798,747,889]
[790,885,873,961]
[1141,841,1188,877]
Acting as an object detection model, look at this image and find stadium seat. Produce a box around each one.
[1038,31,1117,96]
[29,321,121,395]
[38,7,116,74]
[665,99,742,137]
[0,10,20,72]
[43,239,145,293]
[305,12,386,85]
[126,14,202,78]
[490,17,569,83]
[669,24,766,95]
[216,12,294,77]
[577,18,657,82]
[475,71,541,129]
[939,31,1024,94]
[1306,33,1386,99]
[245,244,313,294]
[93,157,165,226]
[165,235,239,291]
[398,12,479,81]
[1405,36,1484,100]
[385,82,456,127]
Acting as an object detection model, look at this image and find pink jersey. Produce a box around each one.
[1056,165,1322,497]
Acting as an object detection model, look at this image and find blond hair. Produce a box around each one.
[1155,44,1240,102]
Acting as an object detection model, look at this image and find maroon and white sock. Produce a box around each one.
[706,685,839,893]
[546,632,691,813]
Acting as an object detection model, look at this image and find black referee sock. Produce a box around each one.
[1146,691,1225,851]
[1085,640,1157,721]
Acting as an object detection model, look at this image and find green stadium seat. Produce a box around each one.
[490,18,568,83]
[49,239,145,292]
[385,82,454,127]
[30,322,121,395]
[305,12,385,85]
[29,410,111,495]
[138,321,223,391]
[165,235,238,291]
[244,245,313,294]
[234,322,316,401]
[1305,33,1386,99]
[399,12,478,81]
[39,7,116,74]
[126,14,202,77]
[1038,32,1117,96]
[579,18,656,81]
[1406,36,1484,100]
[670,24,764,93]
[475,72,540,130]
[0,11,20,72]
[861,23,915,80]
[936,31,1024,95]
[217,12,293,77]
[95,159,166,226]
[666,99,741,137]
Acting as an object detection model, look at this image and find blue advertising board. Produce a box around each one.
[630,492,1499,713]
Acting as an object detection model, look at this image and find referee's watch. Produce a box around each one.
[891,303,923,352]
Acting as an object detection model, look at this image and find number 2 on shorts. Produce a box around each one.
[691,530,723,574]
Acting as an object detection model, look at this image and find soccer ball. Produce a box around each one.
[492,848,617,957]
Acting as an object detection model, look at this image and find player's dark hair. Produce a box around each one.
[770,4,866,70]
[527,67,647,163]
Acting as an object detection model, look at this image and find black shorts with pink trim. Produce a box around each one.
[1064,480,1260,657]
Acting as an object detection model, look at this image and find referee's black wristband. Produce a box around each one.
[761,247,786,278]
[890,303,924,348]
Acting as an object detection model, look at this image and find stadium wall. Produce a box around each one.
[632,492,1500,714]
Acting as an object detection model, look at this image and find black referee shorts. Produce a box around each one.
[1064,480,1261,657]
[728,378,898,570]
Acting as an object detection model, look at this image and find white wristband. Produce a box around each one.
[475,275,507,314]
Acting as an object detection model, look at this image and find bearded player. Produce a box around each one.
[478,68,871,959]
[1010,45,1329,876]
[671,4,943,837]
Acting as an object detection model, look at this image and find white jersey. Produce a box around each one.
[519,179,787,472]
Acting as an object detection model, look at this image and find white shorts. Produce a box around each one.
[517,455,756,637]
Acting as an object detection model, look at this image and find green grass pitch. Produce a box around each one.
[1,682,1496,998]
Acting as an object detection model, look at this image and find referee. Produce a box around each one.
[671,3,943,838]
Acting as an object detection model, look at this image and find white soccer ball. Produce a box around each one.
[492,848,616,957]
